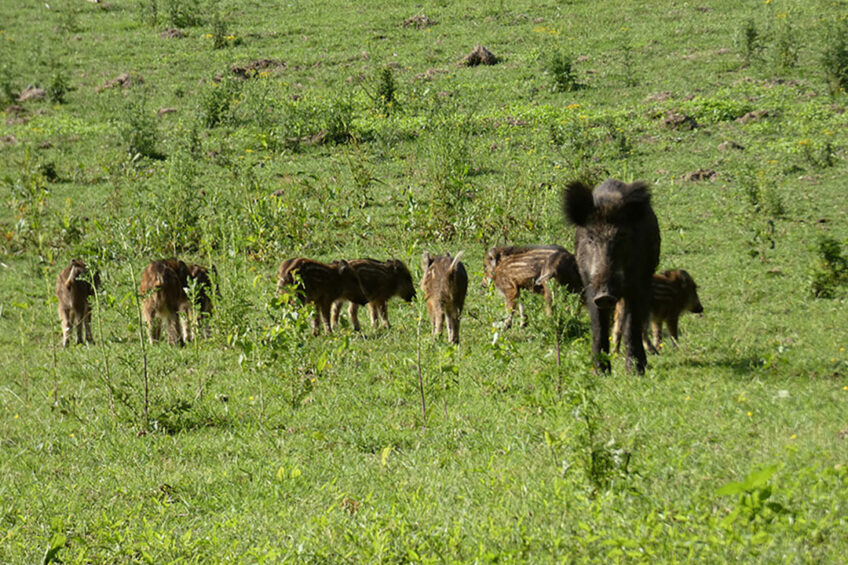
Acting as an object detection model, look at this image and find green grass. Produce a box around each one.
[1,0,847,562]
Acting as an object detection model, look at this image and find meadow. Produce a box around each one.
[1,0,847,561]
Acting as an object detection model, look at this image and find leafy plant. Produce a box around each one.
[375,66,398,114]
[47,69,70,104]
[737,18,764,66]
[822,19,848,95]
[198,74,242,128]
[546,51,579,92]
[718,465,788,527]
[808,236,848,298]
[120,96,163,160]
[167,0,201,28]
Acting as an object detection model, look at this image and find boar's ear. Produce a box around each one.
[421,252,432,275]
[563,180,595,227]
[620,181,652,224]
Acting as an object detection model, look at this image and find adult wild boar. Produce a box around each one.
[56,259,98,347]
[613,269,703,354]
[484,245,568,328]
[421,251,468,344]
[277,257,368,335]
[331,258,416,331]
[563,179,660,373]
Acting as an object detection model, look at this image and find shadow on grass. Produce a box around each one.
[674,354,767,377]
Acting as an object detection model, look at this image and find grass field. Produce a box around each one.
[1,0,847,562]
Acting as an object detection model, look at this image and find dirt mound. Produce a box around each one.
[18,87,45,102]
[230,59,285,79]
[403,14,435,28]
[160,28,185,39]
[96,72,143,93]
[461,45,498,67]
[662,111,697,130]
[684,169,717,182]
[736,109,770,124]
[718,140,744,152]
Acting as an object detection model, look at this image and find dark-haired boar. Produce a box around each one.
[331,258,416,331]
[613,269,703,354]
[421,252,468,344]
[277,257,367,335]
[56,259,97,347]
[563,178,660,374]
[140,259,214,345]
[484,245,569,328]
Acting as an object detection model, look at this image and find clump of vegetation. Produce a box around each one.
[211,9,228,50]
[546,51,579,92]
[736,168,784,262]
[47,69,70,104]
[322,96,355,144]
[737,18,764,66]
[773,19,798,73]
[198,75,242,128]
[120,96,163,160]
[822,19,848,95]
[809,236,848,298]
[375,66,398,114]
[167,0,201,28]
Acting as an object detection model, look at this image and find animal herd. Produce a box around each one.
[55,178,704,373]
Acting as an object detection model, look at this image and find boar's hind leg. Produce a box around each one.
[83,307,94,344]
[447,313,460,345]
[347,302,361,332]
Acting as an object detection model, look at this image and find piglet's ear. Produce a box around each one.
[421,252,432,275]
[563,180,594,227]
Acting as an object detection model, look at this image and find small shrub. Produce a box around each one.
[137,0,159,27]
[323,97,355,144]
[198,75,242,128]
[120,97,163,160]
[375,66,397,114]
[773,19,798,73]
[47,70,70,104]
[211,9,228,50]
[546,51,579,92]
[0,64,16,105]
[167,0,201,28]
[809,236,848,298]
[822,20,848,95]
[737,18,764,66]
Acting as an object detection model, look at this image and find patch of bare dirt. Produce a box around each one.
[230,59,285,79]
[1,135,17,146]
[18,87,45,102]
[160,28,185,39]
[402,14,435,28]
[684,169,717,182]
[157,107,177,117]
[460,45,498,67]
[96,72,143,93]
[414,68,446,81]
[646,91,673,103]
[718,140,744,152]
[662,111,698,130]
[736,109,770,124]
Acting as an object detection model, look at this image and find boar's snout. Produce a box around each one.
[692,301,704,315]
[593,291,617,310]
